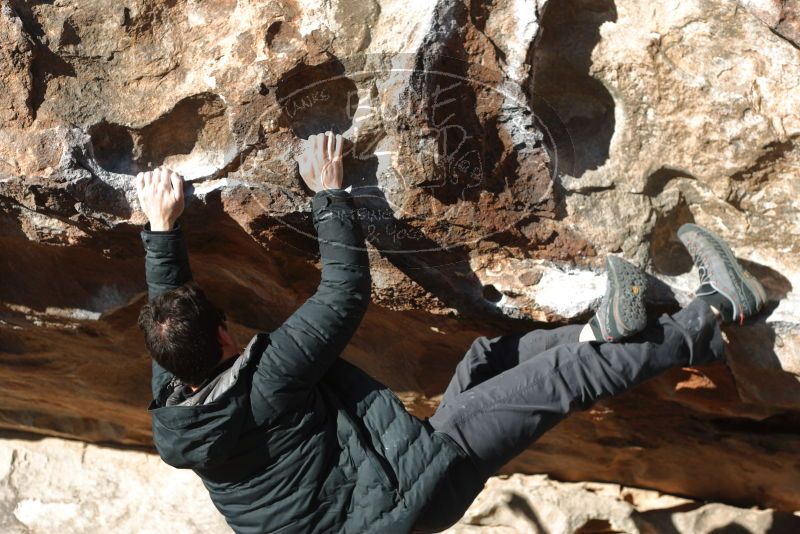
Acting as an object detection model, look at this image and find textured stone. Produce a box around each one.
[1,435,797,534]
[550,0,800,412]
[740,0,800,47]
[1,0,799,514]
[0,2,33,129]
[445,474,800,534]
[0,434,229,533]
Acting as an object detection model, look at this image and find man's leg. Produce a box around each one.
[416,225,767,532]
[437,324,583,411]
[428,298,724,480]
[413,299,722,533]
[437,255,648,412]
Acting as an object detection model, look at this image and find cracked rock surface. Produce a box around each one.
[1,0,799,513]
[1,435,798,534]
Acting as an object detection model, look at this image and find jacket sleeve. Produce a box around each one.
[254,189,371,408]
[141,223,193,398]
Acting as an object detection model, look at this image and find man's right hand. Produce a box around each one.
[135,167,185,231]
[298,131,344,192]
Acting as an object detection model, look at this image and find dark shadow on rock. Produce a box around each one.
[709,525,755,534]
[272,55,514,322]
[0,201,29,241]
[8,0,76,118]
[28,40,76,118]
[740,259,793,303]
[768,511,800,533]
[635,501,800,534]
[88,122,136,174]
[0,224,143,314]
[631,501,700,534]
[71,166,135,220]
[645,274,684,314]
[723,260,798,406]
[409,49,495,204]
[528,0,617,179]
[506,492,547,532]
[408,2,555,209]
[643,167,698,277]
[176,188,322,333]
[349,150,501,319]
[575,518,623,533]
[643,255,797,411]
[648,247,799,408]
[709,411,800,440]
[275,58,359,139]
[139,94,229,167]
[88,93,232,176]
[643,167,695,197]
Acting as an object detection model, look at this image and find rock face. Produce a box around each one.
[448,474,800,534]
[3,435,798,534]
[1,0,799,514]
[0,435,229,534]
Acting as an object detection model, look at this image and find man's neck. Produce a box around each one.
[189,351,240,392]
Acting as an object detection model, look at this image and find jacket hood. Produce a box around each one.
[149,334,269,470]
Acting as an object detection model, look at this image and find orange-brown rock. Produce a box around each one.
[1,0,799,514]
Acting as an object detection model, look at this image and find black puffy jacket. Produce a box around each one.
[142,189,467,533]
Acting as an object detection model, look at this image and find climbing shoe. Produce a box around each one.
[677,223,767,324]
[589,255,649,342]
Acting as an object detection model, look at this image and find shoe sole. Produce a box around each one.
[677,223,766,323]
[603,256,648,341]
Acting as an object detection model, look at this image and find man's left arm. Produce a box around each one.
[136,168,189,398]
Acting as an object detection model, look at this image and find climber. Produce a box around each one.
[135,131,767,534]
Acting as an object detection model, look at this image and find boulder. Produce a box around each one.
[1,0,799,511]
[2,435,798,534]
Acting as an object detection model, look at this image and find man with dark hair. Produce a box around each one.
[138,132,766,533]
[138,283,228,385]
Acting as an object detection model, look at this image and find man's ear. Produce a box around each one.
[217,325,233,349]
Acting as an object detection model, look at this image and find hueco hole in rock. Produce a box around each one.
[0,0,799,532]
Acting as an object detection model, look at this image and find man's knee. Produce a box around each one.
[464,335,493,359]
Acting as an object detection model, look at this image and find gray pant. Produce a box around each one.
[414,299,724,532]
